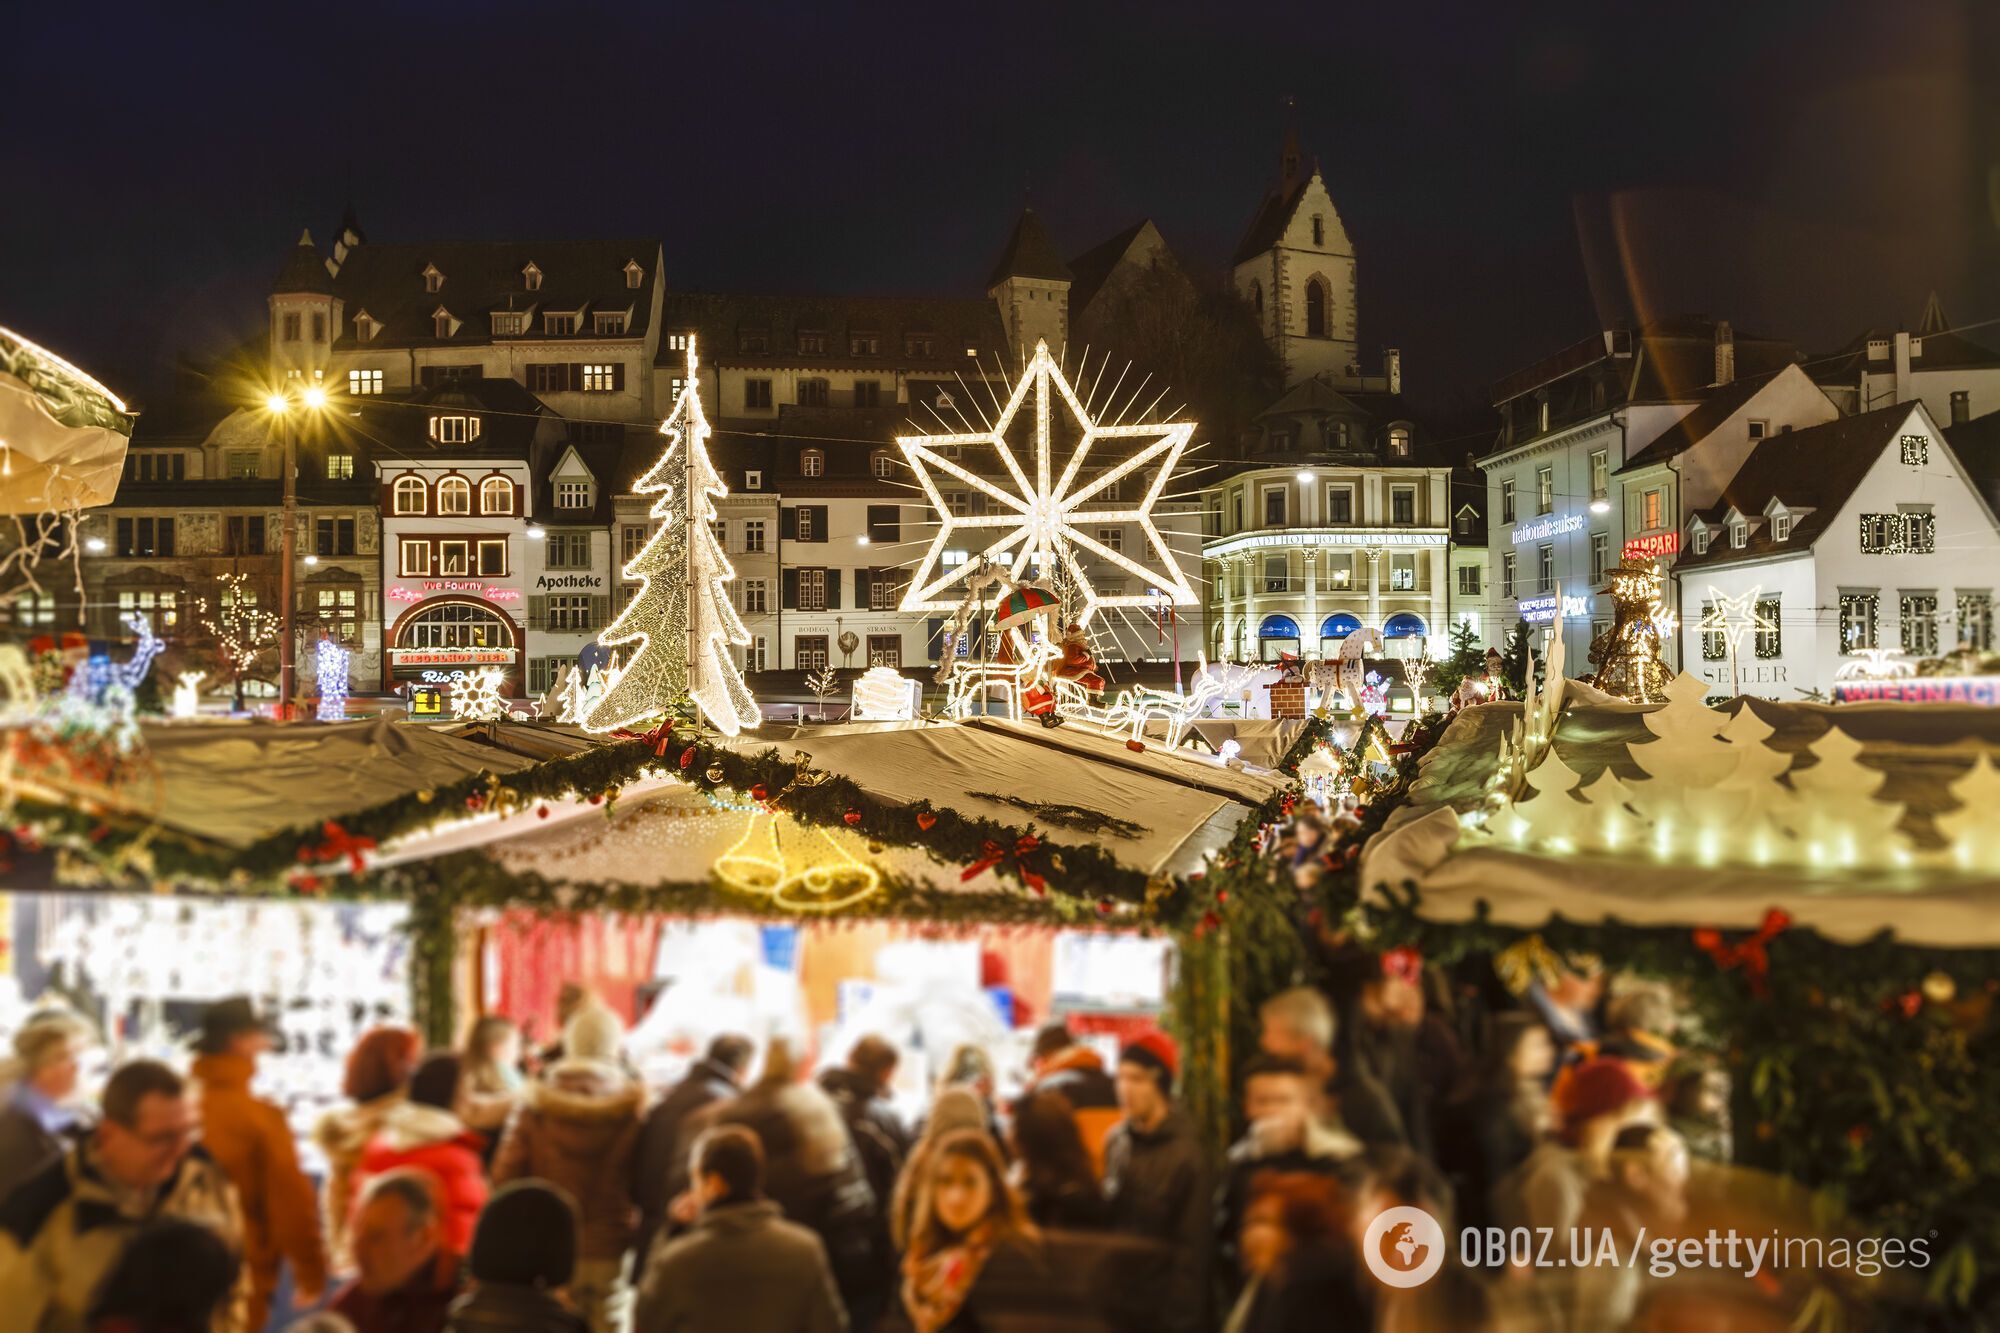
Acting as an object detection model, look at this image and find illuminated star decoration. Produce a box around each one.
[1699,585,1778,658]
[897,339,1198,629]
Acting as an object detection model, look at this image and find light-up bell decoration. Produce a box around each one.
[715,806,882,913]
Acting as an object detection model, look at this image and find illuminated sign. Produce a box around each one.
[1519,593,1591,624]
[1623,532,1681,561]
[1832,676,2000,706]
[1203,527,1447,558]
[535,573,604,590]
[409,685,446,719]
[389,648,514,667]
[386,582,523,603]
[1511,512,1586,545]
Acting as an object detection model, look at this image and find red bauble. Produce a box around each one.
[1125,739,1146,752]
[678,746,696,769]
[750,784,769,802]
[843,810,863,826]
[916,811,938,830]
[537,805,551,820]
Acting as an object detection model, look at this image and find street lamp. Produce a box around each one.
[263,382,332,718]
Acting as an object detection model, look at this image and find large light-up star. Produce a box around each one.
[897,339,1198,628]
[1699,585,1778,657]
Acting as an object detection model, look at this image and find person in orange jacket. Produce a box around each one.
[190,996,329,1330]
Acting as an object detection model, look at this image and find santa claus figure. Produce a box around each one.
[1051,622,1105,695]
[1450,647,1511,711]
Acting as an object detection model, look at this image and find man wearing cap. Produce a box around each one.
[1102,1033,1211,1333]
[1494,1056,1657,1238]
[0,1013,94,1205]
[191,995,327,1330]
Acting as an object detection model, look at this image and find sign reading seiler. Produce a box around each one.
[1511,512,1586,544]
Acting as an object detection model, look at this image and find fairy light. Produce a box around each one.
[448,666,510,721]
[851,666,918,720]
[1698,584,1779,696]
[197,573,282,692]
[584,337,760,737]
[897,339,1198,629]
[314,639,350,722]
[170,671,206,720]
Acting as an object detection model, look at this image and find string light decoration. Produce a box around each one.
[585,338,759,736]
[714,806,883,913]
[196,573,281,710]
[449,666,510,722]
[898,338,1198,629]
[1698,585,1781,696]
[1587,561,1674,703]
[314,639,350,722]
[942,638,1061,721]
[1834,646,1913,682]
[170,670,206,720]
[851,666,918,720]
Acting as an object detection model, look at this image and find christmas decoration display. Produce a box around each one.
[314,639,349,722]
[196,573,282,711]
[448,666,509,722]
[0,322,135,514]
[805,665,839,720]
[1265,657,1308,719]
[851,666,918,721]
[1093,666,1226,750]
[1934,754,2000,871]
[1698,585,1780,696]
[1336,627,1383,709]
[1834,647,1914,682]
[0,645,37,723]
[585,338,760,736]
[67,612,161,706]
[715,806,882,913]
[1402,652,1436,713]
[1296,745,1344,809]
[1587,561,1675,702]
[898,338,1197,629]
[535,663,580,723]
[943,637,1062,721]
[170,671,206,720]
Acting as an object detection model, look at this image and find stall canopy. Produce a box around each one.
[1364,693,2000,948]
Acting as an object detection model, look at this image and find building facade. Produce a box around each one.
[1673,402,2000,699]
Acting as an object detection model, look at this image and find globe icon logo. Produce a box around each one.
[1362,1206,1446,1288]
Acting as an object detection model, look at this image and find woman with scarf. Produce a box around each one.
[898,1130,1048,1332]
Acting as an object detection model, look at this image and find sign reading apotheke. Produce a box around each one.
[1511,512,1586,544]
[535,573,604,590]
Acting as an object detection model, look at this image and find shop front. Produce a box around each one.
[384,593,526,699]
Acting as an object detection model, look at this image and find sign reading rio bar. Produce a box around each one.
[1833,676,2000,706]
[1512,512,1586,544]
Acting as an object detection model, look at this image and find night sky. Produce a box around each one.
[6,0,1997,426]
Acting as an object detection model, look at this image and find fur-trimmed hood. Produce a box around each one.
[314,1090,405,1161]
[522,1072,643,1158]
[373,1099,477,1153]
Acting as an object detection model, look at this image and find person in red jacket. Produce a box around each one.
[354,1054,488,1257]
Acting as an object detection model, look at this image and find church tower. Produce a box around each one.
[1231,107,1359,386]
[268,229,344,385]
[986,208,1072,361]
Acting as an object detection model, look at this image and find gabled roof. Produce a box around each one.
[1617,373,1781,473]
[1944,409,2000,506]
[1256,375,1365,420]
[272,230,335,295]
[655,291,1005,370]
[1807,327,2000,386]
[304,237,660,348]
[531,434,625,525]
[1672,403,1916,570]
[985,209,1072,288]
[1232,177,1313,267]
[1065,220,1154,312]
[353,377,553,462]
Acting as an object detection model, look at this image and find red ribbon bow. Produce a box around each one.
[308,820,378,874]
[1692,908,1792,996]
[962,834,1045,894]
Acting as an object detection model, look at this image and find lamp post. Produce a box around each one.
[264,384,329,718]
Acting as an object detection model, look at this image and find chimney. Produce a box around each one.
[1951,390,1970,425]
[1713,320,1735,386]
[1385,348,1402,395]
[1893,329,1914,403]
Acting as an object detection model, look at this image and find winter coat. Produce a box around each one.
[356,1102,490,1256]
[1020,1175,1109,1232]
[0,1088,86,1208]
[632,1058,740,1262]
[1027,1048,1120,1179]
[633,1199,846,1333]
[191,1052,328,1330]
[0,1141,247,1333]
[314,1089,407,1269]
[1103,1109,1212,1333]
[491,1066,643,1262]
[1238,1243,1370,1333]
[445,1283,590,1333]
[330,1248,462,1333]
[716,1081,885,1329]
[1214,1116,1364,1288]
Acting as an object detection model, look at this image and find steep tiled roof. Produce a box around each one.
[1944,409,2000,511]
[272,231,335,295]
[1808,328,2000,386]
[1672,403,1913,570]
[655,292,1005,370]
[985,209,1072,288]
[1617,375,1776,472]
[352,377,554,462]
[1065,220,1153,313]
[1232,178,1312,266]
[314,238,660,349]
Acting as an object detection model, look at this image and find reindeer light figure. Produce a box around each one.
[943,637,1061,721]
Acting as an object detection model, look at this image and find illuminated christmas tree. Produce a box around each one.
[583,339,760,736]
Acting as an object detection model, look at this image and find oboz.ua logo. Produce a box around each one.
[1362,1205,1446,1288]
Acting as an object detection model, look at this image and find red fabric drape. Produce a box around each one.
[485,910,663,1042]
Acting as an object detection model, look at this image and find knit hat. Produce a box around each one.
[470,1181,578,1288]
[555,1000,624,1076]
[1118,1031,1180,1093]
[1554,1057,1653,1137]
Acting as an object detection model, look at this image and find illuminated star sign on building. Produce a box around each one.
[897,339,1199,628]
[1699,585,1778,655]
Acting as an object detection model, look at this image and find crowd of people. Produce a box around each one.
[0,911,1736,1333]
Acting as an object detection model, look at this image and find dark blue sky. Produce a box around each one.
[5,0,1995,419]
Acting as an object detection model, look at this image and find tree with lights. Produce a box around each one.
[197,572,281,711]
[583,339,759,736]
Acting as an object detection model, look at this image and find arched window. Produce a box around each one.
[394,600,517,651]
[1320,613,1361,641]
[800,449,824,478]
[1383,613,1428,639]
[479,476,514,515]
[1305,279,1328,337]
[1250,281,1264,318]
[1258,614,1301,662]
[393,476,427,515]
[437,476,471,515]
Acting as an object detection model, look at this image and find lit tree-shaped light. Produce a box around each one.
[1934,754,2000,871]
[315,639,350,722]
[197,573,281,711]
[1781,724,1914,869]
[898,339,1197,629]
[584,339,759,736]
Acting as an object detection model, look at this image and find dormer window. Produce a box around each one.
[493,312,526,336]
[745,469,763,490]
[851,332,880,356]
[1730,521,1747,549]
[1387,428,1411,458]
[1771,514,1791,542]
[433,307,455,339]
[424,263,444,293]
[1692,527,1710,555]
[800,449,824,478]
[594,311,627,335]
[739,328,769,354]
[905,333,935,358]
[798,329,827,355]
[624,259,644,289]
[430,414,479,445]
[523,262,542,291]
[354,311,377,343]
[544,312,577,336]
[555,480,591,508]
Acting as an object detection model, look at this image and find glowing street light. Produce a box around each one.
[260,381,333,718]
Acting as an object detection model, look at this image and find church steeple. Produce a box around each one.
[1279,95,1304,197]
